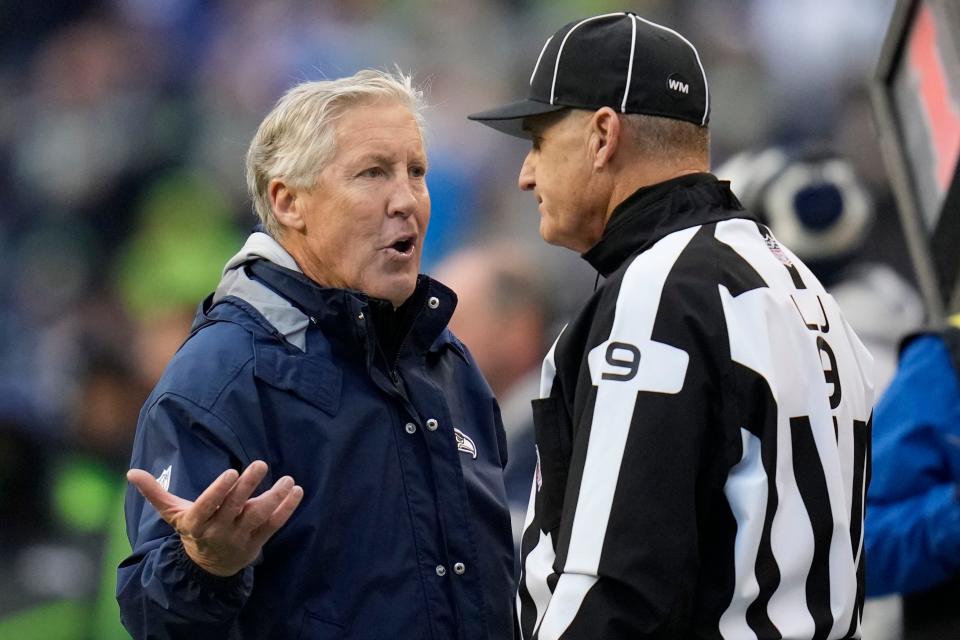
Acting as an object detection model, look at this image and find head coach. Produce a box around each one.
[117,69,515,640]
[470,12,874,640]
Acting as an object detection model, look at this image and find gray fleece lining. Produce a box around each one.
[213,232,309,351]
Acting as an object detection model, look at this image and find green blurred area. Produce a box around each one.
[0,476,131,639]
[0,168,246,639]
[117,170,243,319]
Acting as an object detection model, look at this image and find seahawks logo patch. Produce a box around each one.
[156,465,172,492]
[453,428,478,459]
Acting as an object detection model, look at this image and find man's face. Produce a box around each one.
[294,101,430,306]
[518,110,603,253]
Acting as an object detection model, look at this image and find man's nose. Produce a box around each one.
[518,152,536,191]
[388,175,420,217]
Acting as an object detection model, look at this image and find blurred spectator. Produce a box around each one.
[115,170,244,385]
[0,406,54,611]
[0,348,143,639]
[865,314,960,640]
[0,170,234,638]
[435,241,554,545]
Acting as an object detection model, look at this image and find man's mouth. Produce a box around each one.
[384,235,416,257]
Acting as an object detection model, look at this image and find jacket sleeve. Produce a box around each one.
[117,392,254,640]
[865,335,960,597]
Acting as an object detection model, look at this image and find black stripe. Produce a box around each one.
[517,527,538,637]
[553,385,597,575]
[848,419,868,558]
[715,225,770,297]
[546,572,560,593]
[744,403,783,639]
[845,415,871,639]
[790,416,835,640]
[844,557,865,640]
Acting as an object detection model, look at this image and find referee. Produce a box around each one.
[470,12,874,640]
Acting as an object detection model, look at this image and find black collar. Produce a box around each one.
[582,173,752,277]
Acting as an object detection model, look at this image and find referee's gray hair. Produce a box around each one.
[245,69,426,237]
[622,113,709,162]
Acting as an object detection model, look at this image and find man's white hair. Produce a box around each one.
[245,69,425,237]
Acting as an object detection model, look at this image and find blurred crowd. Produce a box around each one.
[0,0,926,638]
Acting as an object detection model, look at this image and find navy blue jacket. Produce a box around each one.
[117,259,516,639]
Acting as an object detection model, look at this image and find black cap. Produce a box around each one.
[468,12,710,138]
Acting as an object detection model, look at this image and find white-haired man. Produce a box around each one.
[118,70,516,639]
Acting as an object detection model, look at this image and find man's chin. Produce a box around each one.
[539,219,556,244]
[369,276,418,308]
[539,221,571,250]
[540,227,591,254]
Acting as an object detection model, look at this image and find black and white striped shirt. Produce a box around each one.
[517,174,874,640]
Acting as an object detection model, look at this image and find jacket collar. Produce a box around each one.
[581,173,751,277]
[245,259,460,358]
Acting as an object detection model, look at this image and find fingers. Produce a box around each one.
[267,483,304,530]
[127,469,188,522]
[218,460,269,519]
[251,482,304,546]
[182,467,241,535]
[241,475,295,529]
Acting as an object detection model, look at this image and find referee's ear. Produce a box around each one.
[589,106,622,171]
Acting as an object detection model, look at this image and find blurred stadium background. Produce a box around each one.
[0,0,912,637]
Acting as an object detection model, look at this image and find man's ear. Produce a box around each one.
[589,107,622,170]
[269,178,305,231]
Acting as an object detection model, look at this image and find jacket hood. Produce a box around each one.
[213,232,310,351]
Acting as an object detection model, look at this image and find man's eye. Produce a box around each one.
[410,166,426,179]
[360,167,385,178]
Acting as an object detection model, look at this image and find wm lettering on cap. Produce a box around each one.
[667,74,690,95]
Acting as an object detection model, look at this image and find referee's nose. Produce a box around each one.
[518,150,536,192]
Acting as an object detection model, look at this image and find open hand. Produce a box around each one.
[127,461,303,577]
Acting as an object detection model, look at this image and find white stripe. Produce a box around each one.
[854,454,867,567]
[620,14,638,113]
[521,530,557,639]
[718,428,765,640]
[535,573,598,639]
[633,15,710,125]
[539,326,565,399]
[536,225,697,639]
[517,328,565,639]
[550,12,625,105]
[530,36,554,86]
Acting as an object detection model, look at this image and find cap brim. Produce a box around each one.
[467,99,567,139]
